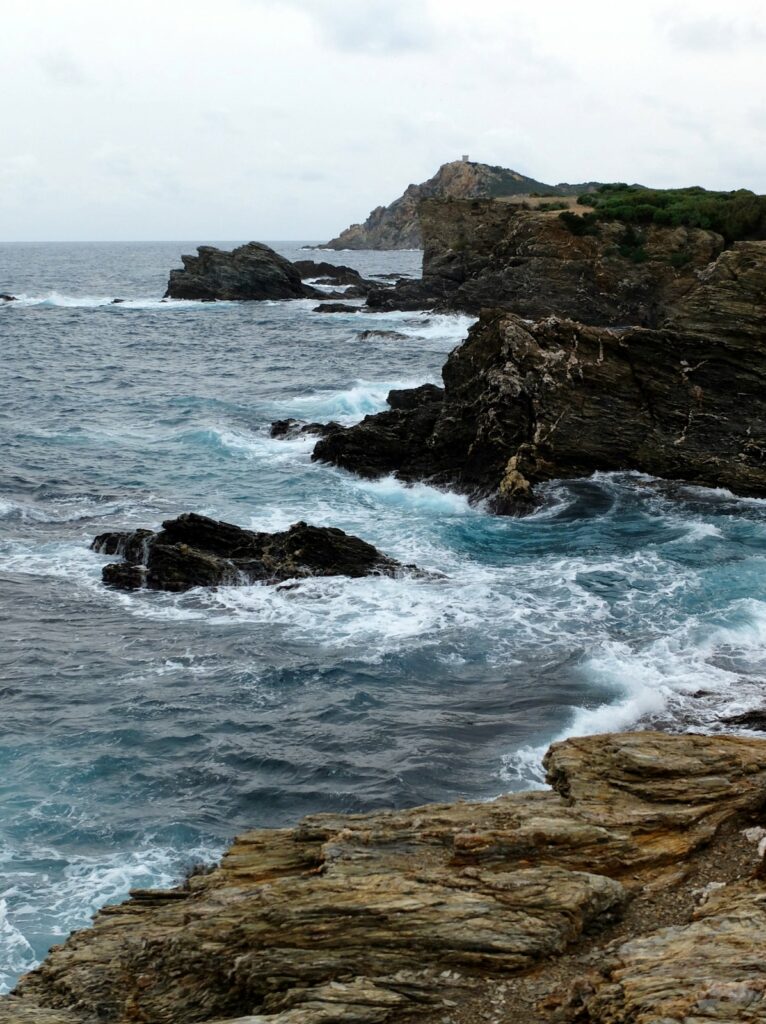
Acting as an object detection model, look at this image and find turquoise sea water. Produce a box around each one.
[1,241,766,990]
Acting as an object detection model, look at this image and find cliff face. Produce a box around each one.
[3,731,766,1024]
[316,241,766,509]
[323,161,601,250]
[368,199,724,324]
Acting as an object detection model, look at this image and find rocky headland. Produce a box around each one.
[367,198,724,323]
[322,160,601,250]
[3,730,766,1024]
[314,241,766,511]
[92,513,411,591]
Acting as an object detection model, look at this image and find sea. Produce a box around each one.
[2,241,766,991]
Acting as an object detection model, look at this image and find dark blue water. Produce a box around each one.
[2,242,766,989]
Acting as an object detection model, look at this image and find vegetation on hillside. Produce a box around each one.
[570,183,766,244]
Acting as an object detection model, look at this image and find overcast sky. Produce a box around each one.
[1,0,765,241]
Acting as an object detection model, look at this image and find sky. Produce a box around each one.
[1,0,765,241]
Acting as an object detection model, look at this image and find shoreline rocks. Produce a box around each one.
[314,241,766,511]
[4,730,766,1024]
[92,513,409,591]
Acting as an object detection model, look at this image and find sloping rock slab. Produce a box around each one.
[92,513,407,592]
[4,732,766,1024]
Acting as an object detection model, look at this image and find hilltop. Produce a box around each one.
[322,159,601,249]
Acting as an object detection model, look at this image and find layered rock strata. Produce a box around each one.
[3,731,766,1024]
[92,513,407,591]
[165,243,318,301]
[315,242,766,509]
[368,199,724,323]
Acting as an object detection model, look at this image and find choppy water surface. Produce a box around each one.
[2,241,766,989]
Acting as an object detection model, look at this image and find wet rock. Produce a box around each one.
[165,242,318,301]
[386,383,444,410]
[6,731,766,1024]
[722,709,766,731]
[292,260,371,287]
[316,242,766,509]
[269,418,343,440]
[356,329,409,342]
[1,294,17,302]
[110,298,125,304]
[91,513,405,592]
[312,302,361,313]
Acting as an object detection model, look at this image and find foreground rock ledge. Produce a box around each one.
[92,513,409,591]
[4,731,766,1023]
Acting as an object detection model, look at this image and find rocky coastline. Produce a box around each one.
[314,241,766,511]
[3,730,766,1023]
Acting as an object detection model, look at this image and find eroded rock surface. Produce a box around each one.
[92,513,406,591]
[165,243,318,301]
[316,241,766,509]
[369,199,724,323]
[3,732,766,1024]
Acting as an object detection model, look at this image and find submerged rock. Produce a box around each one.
[315,241,766,510]
[92,513,407,592]
[0,293,17,302]
[292,260,371,287]
[312,302,361,313]
[165,242,318,301]
[5,731,766,1024]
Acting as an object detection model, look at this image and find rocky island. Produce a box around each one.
[3,730,766,1023]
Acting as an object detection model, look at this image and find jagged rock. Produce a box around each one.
[722,709,766,731]
[355,329,409,342]
[92,513,406,592]
[323,160,601,250]
[386,383,444,410]
[368,199,724,324]
[0,293,16,302]
[292,261,370,287]
[4,731,766,1024]
[315,242,766,510]
[270,419,343,440]
[312,302,361,313]
[165,243,318,301]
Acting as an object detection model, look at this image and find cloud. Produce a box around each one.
[38,49,88,86]
[666,16,765,52]
[252,0,435,54]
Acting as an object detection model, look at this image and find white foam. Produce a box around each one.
[5,292,232,310]
[280,378,430,424]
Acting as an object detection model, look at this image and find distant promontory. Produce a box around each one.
[322,158,602,249]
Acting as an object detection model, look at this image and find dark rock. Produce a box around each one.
[1,294,17,302]
[314,242,766,511]
[356,329,409,341]
[292,261,367,286]
[386,383,444,410]
[270,418,342,440]
[102,563,146,589]
[372,199,724,323]
[312,303,361,313]
[92,513,407,592]
[111,298,125,304]
[165,242,318,301]
[722,709,766,731]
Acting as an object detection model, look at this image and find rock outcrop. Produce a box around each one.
[323,161,601,250]
[165,243,318,301]
[4,731,766,1024]
[368,199,724,323]
[92,513,407,591]
[315,241,766,510]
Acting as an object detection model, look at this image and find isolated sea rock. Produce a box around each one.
[4,731,766,1024]
[0,293,17,302]
[165,242,317,301]
[92,513,405,591]
[316,241,766,510]
[269,418,342,440]
[292,260,370,286]
[312,302,360,313]
[369,198,724,323]
[323,159,601,249]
